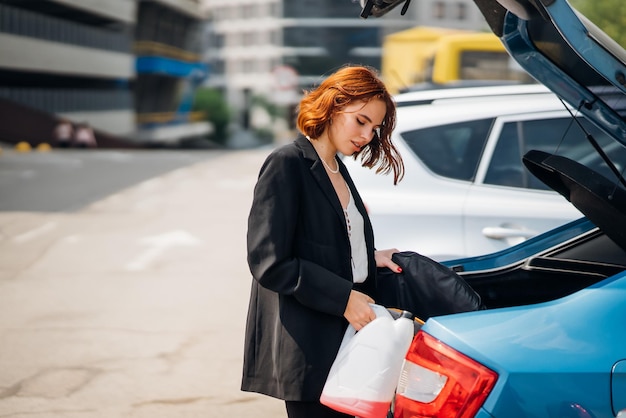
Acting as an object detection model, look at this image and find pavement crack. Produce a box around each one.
[155,335,203,371]
[0,382,22,399]
[0,367,101,399]
[133,396,213,407]
[0,407,95,417]
[222,396,259,405]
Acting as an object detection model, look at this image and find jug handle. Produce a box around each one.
[370,303,393,320]
[338,303,393,352]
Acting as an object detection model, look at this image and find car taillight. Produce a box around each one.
[394,331,498,418]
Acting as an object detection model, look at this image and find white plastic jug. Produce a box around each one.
[321,304,415,418]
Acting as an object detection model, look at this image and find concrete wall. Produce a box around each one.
[60,110,136,136]
[0,33,135,79]
[51,0,136,23]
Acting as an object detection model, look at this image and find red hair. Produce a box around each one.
[297,65,404,184]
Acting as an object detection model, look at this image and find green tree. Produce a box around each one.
[193,88,231,145]
[249,95,280,144]
[571,0,626,48]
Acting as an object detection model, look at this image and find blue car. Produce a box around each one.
[360,0,626,416]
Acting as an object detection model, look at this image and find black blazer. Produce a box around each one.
[242,135,377,401]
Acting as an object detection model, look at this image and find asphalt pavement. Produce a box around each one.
[0,147,285,417]
[0,149,220,212]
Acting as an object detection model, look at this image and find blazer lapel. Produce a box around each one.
[297,136,347,228]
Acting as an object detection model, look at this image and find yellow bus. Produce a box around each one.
[382,27,531,94]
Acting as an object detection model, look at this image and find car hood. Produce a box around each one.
[471,0,626,251]
[361,0,626,251]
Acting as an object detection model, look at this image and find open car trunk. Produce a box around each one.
[445,0,626,311]
[458,146,626,310]
[462,225,626,309]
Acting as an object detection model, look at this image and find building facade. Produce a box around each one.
[0,0,136,138]
[134,0,210,144]
[201,0,487,133]
[0,0,488,146]
[201,0,414,131]
[406,0,490,31]
[0,0,208,146]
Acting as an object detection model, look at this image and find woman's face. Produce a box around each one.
[328,99,386,156]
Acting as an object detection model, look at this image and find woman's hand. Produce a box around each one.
[344,290,376,331]
[375,248,402,273]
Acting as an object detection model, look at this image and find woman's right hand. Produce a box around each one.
[344,290,376,331]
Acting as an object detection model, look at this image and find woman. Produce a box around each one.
[242,65,405,418]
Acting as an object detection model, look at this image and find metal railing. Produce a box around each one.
[136,111,206,125]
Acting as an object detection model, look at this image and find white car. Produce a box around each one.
[393,83,550,106]
[343,88,615,260]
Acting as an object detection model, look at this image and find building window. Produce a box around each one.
[270,2,280,17]
[456,2,467,20]
[243,31,254,46]
[432,1,445,19]
[243,59,255,73]
[228,33,241,47]
[271,30,281,46]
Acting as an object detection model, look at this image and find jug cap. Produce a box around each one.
[400,310,414,320]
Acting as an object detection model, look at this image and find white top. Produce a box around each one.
[344,190,368,283]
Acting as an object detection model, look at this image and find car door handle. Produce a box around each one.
[482,226,538,240]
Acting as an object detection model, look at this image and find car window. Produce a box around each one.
[484,117,624,190]
[400,118,493,181]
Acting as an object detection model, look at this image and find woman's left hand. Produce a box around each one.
[375,248,402,273]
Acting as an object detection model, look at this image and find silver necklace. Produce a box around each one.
[320,155,339,174]
[306,135,339,174]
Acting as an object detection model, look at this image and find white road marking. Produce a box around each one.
[125,229,203,272]
[13,221,58,243]
[62,235,82,244]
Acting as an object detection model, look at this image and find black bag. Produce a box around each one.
[376,251,484,321]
